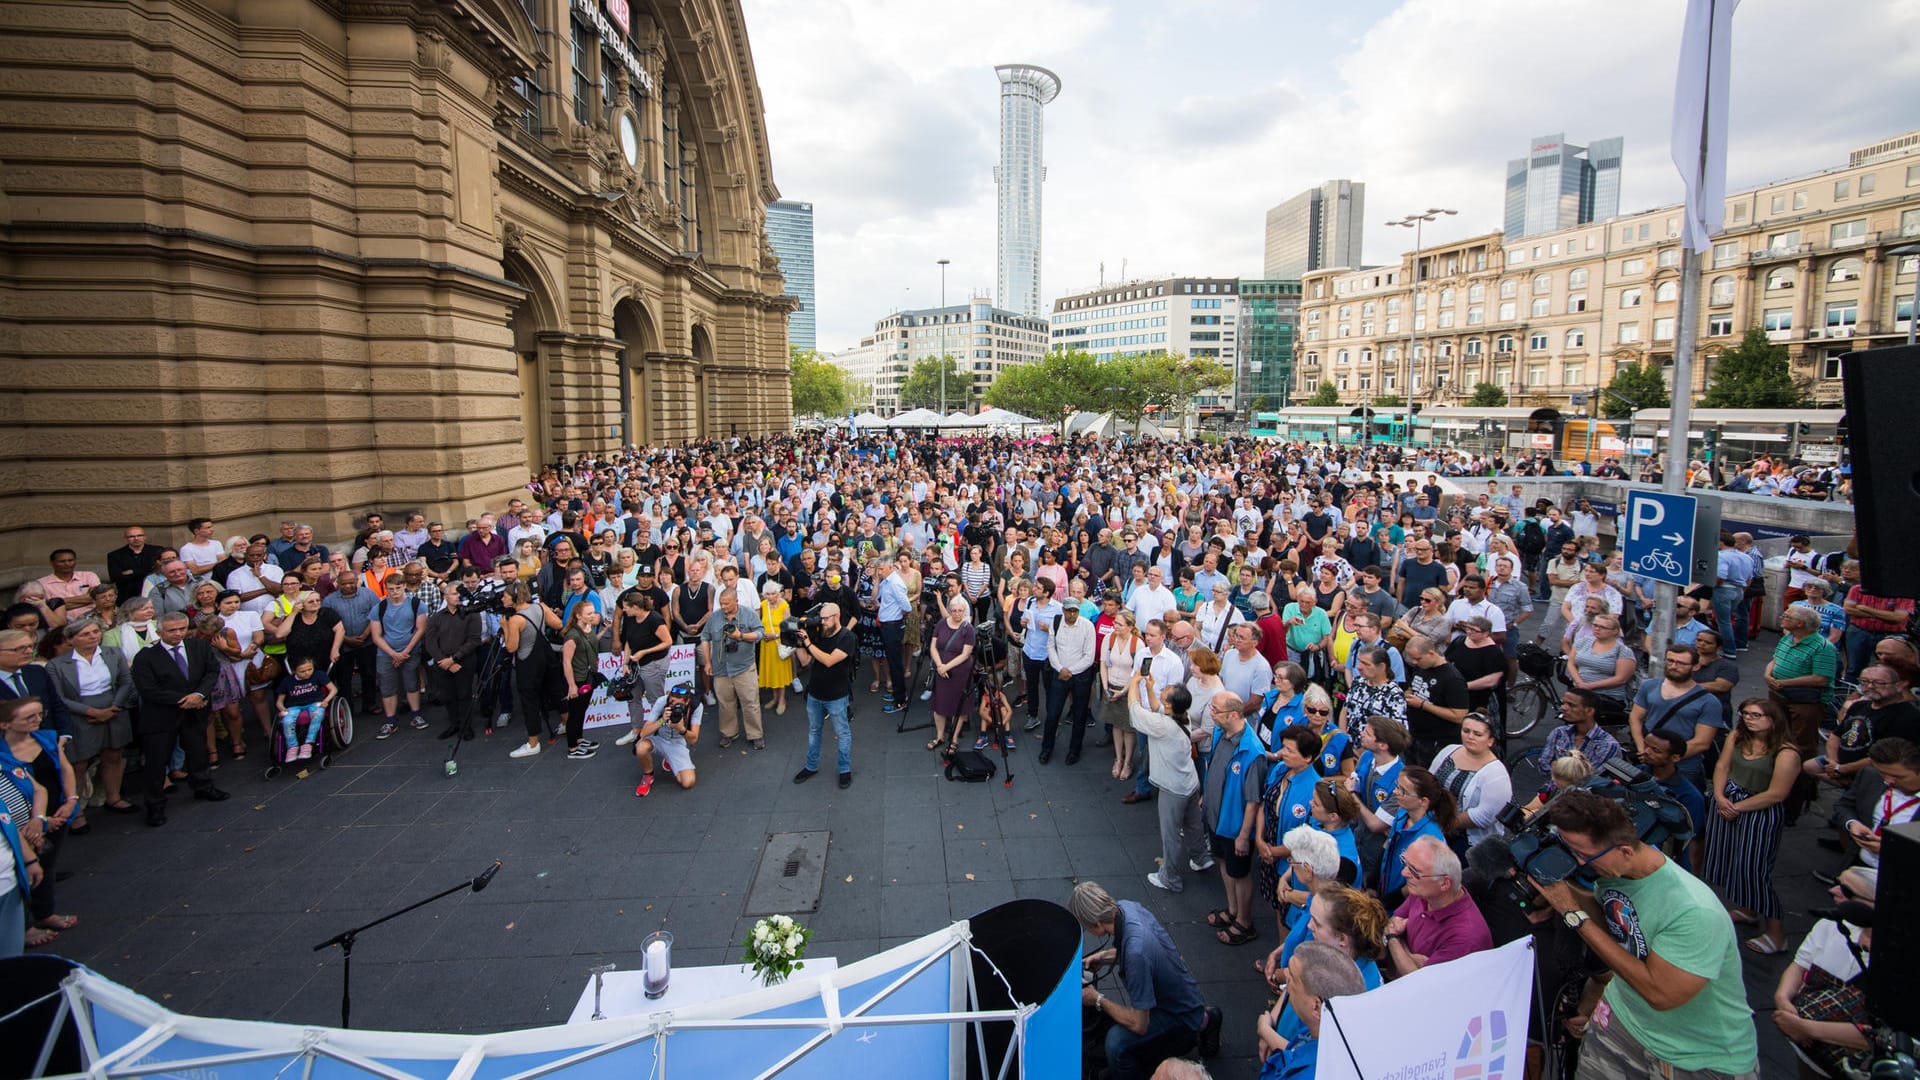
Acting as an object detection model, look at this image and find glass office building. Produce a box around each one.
[1238,279,1300,409]
[1263,180,1364,280]
[994,64,1061,319]
[1504,134,1622,239]
[766,199,816,350]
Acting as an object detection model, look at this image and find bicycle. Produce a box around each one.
[1631,550,1682,577]
[1506,641,1564,738]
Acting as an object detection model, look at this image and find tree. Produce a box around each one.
[984,350,1100,419]
[789,347,857,418]
[1371,394,1405,408]
[1249,395,1276,414]
[1602,361,1669,418]
[897,354,972,411]
[1465,382,1508,407]
[1698,327,1807,408]
[1306,381,1341,407]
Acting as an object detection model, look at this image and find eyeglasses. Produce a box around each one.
[1398,854,1427,881]
[1304,706,1332,716]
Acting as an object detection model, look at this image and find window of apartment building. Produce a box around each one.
[1653,317,1675,341]
[1566,329,1587,349]
[1339,305,1352,319]
[1551,243,1562,256]
[1831,219,1869,245]
[1711,242,1738,268]
[1467,306,1485,325]
[1498,301,1517,321]
[1622,257,1646,275]
[1708,314,1734,337]
[1439,287,1455,307]
[1313,283,1324,298]
[1336,349,1349,364]
[1898,296,1914,329]
[1361,301,1376,317]
[1337,323,1349,337]
[1620,226,1633,244]
[1567,293,1587,314]
[1359,347,1374,364]
[1732,204,1748,222]
[1766,266,1796,290]
[1770,193,1787,215]
[1306,329,1320,341]
[1358,372,1372,391]
[1528,332,1548,351]
[1908,164,1920,188]
[1901,208,1920,237]
[1385,345,1400,363]
[1563,362,1585,385]
[1640,223,1651,240]
[1494,365,1512,384]
[1467,283,1485,303]
[1861,174,1877,194]
[1439,342,1454,359]
[1654,281,1678,303]
[1465,339,1484,356]
[1414,314,1426,332]
[571,20,595,125]
[1496,335,1515,354]
[1621,289,1643,308]
[1530,298,1550,318]
[1385,297,1401,314]
[1361,321,1375,334]
[1385,317,1400,334]
[1835,179,1851,199]
[1763,308,1793,332]
[1821,352,1846,381]
[1793,190,1809,210]
[1510,249,1527,264]
[1307,310,1321,323]
[1709,276,1735,305]
[1618,323,1641,344]
[1500,279,1518,299]
[1661,248,1681,269]
[1902,255,1919,275]
[1768,229,1801,253]
[1829,257,1862,284]
[1437,310,1454,328]
[1567,268,1588,288]
[1336,375,1349,391]
[1528,366,1547,386]
[1826,301,1858,335]
[1532,274,1551,294]
[1474,252,1489,271]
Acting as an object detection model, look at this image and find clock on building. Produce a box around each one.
[618,111,641,168]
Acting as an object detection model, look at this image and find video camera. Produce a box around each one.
[458,577,509,616]
[604,669,639,702]
[779,612,825,649]
[1475,756,1693,908]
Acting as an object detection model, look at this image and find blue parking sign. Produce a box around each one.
[1623,491,1697,587]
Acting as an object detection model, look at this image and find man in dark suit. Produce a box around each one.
[129,611,229,826]
[0,629,70,737]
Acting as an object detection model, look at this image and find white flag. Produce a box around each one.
[1315,937,1535,1080]
[1672,0,1740,252]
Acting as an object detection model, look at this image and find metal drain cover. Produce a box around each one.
[745,831,831,916]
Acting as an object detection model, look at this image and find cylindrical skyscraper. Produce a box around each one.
[994,64,1060,320]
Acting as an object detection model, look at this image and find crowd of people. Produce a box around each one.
[0,429,1906,1080]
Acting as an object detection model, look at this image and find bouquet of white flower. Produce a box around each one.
[743,913,811,986]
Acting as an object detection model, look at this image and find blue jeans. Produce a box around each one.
[1103,1005,1200,1080]
[1844,626,1883,678]
[1711,585,1742,650]
[805,694,852,775]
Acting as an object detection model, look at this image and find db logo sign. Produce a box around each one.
[605,0,630,34]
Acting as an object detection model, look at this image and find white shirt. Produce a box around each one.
[1048,615,1097,676]
[226,563,285,614]
[1126,583,1177,628]
[1132,644,1185,696]
[1444,597,1508,636]
[220,609,265,665]
[1860,785,1920,868]
[74,649,113,696]
[180,539,224,574]
[1194,600,1243,652]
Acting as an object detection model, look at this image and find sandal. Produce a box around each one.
[926,738,943,751]
[24,927,58,949]
[1728,909,1758,927]
[1205,909,1234,929]
[35,914,79,931]
[1215,921,1258,946]
[105,801,139,815]
[1743,933,1786,956]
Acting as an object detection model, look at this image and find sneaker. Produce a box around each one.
[297,744,313,761]
[1003,734,1016,751]
[567,744,597,760]
[974,736,991,751]
[919,689,933,701]
[1189,856,1217,873]
[882,703,905,715]
[1023,716,1042,731]
[718,735,735,749]
[704,691,718,706]
[635,773,654,797]
[495,712,512,727]
[509,742,541,759]
[615,730,639,747]
[282,745,298,764]
[750,739,766,751]
[1197,1005,1223,1059]
[578,739,600,751]
[1146,870,1178,892]
[375,722,397,740]
[409,714,428,730]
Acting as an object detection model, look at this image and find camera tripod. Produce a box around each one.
[446,635,513,777]
[941,664,1015,787]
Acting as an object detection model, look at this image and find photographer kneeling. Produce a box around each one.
[1530,789,1760,1080]
[1070,881,1220,1080]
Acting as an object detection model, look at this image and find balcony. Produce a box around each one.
[1766,328,1793,342]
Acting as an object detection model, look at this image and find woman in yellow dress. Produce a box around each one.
[758,581,793,716]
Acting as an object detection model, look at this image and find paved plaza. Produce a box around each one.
[45,645,1821,1076]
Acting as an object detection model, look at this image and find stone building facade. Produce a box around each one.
[0,0,795,579]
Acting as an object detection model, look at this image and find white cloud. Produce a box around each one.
[742,0,1920,350]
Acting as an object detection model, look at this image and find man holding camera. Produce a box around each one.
[1530,789,1759,1080]
[633,684,701,796]
[793,602,857,789]
[701,584,764,751]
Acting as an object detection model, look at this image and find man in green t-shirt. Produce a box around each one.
[1530,790,1759,1079]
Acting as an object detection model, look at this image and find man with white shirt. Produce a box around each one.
[179,517,224,579]
[1443,575,1507,644]
[1219,623,1274,715]
[1042,600,1097,764]
[226,538,286,614]
[1126,565,1178,628]
[1134,619,1186,697]
[1020,578,1064,731]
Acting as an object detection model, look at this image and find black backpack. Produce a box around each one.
[944,749,997,782]
[1518,519,1546,556]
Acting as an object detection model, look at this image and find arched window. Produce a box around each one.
[1465,339,1484,356]
[1766,267,1796,290]
[1708,275,1735,305]
[1360,348,1373,364]
[1385,345,1400,362]
[1566,328,1587,349]
[1532,273,1552,294]
[1829,257,1863,284]
[1495,334,1515,353]
[1468,283,1486,303]
[1439,287,1455,307]
[1568,268,1588,288]
[1336,349,1349,364]
[1654,281,1678,303]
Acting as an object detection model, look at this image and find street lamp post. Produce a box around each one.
[1892,243,1920,346]
[937,258,952,418]
[1386,208,1456,446]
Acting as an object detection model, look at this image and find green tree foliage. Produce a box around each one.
[983,350,1097,419]
[1249,395,1276,413]
[898,355,972,411]
[982,350,1232,426]
[1371,394,1405,407]
[1602,362,1670,418]
[1465,382,1508,407]
[790,348,857,418]
[1306,381,1341,407]
[1698,327,1807,408]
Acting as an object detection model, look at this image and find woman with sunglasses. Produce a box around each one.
[1428,712,1512,848]
[1359,765,1455,910]
[1570,611,1637,711]
[1704,697,1802,955]
[1403,589,1453,646]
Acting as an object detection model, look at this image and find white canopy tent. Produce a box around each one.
[937,412,981,428]
[849,412,885,430]
[887,408,943,429]
[969,408,1043,429]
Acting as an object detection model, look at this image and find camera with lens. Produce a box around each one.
[604,669,639,702]
[1474,756,1694,910]
[458,577,509,615]
[721,619,742,654]
[779,613,824,649]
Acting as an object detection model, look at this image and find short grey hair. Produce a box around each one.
[1409,835,1463,891]
[1067,880,1118,930]
[1283,824,1340,881]
[1289,941,1367,1003]
[62,618,104,642]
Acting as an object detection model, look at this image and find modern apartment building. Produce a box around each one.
[1296,130,1920,410]
[767,199,817,350]
[1049,277,1240,409]
[1238,280,1302,410]
[1264,180,1365,279]
[1504,134,1623,239]
[837,299,1049,415]
[994,64,1062,319]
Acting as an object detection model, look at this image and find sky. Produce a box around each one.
[739,0,1920,353]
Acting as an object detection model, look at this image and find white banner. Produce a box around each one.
[1315,937,1534,1080]
[582,643,698,729]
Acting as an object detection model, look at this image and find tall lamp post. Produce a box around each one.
[937,258,952,418]
[1386,208,1457,445]
[1892,243,1920,346]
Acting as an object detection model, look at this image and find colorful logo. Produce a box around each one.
[1453,1010,1510,1080]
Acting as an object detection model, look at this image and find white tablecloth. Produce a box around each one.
[568,958,840,1023]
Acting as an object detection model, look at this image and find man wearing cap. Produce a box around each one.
[702,584,766,750]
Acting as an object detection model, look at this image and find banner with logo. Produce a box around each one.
[582,643,697,729]
[1315,937,1534,1080]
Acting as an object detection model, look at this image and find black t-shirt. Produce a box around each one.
[418,539,460,574]
[1446,640,1506,711]
[805,628,859,701]
[1397,559,1450,609]
[1407,661,1470,745]
[285,608,342,668]
[1868,699,1920,746]
[622,611,668,661]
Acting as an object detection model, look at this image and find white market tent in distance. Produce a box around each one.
[969,407,1043,428]
[936,411,980,428]
[850,412,885,429]
[887,408,944,428]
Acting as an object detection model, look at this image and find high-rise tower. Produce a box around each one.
[1503,133,1624,238]
[994,64,1061,319]
[1263,180,1365,279]
[766,200,816,350]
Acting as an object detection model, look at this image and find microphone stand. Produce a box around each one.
[313,861,501,1028]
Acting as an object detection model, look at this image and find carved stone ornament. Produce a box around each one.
[501,221,526,255]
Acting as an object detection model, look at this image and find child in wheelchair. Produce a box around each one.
[274,655,337,763]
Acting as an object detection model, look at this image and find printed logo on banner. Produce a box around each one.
[1452,1010,1511,1080]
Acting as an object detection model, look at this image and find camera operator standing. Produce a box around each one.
[1530,789,1760,1080]
[422,582,482,740]
[700,585,764,750]
[792,602,857,789]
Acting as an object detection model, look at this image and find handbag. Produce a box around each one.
[1384,621,1415,651]
[1792,964,1872,1077]
[246,653,285,691]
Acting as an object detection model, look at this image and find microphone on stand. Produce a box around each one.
[472,861,503,893]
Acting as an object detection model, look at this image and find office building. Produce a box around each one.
[1238,280,1302,410]
[840,300,1048,415]
[1295,130,1920,410]
[1263,180,1365,280]
[767,200,817,350]
[1049,277,1240,410]
[995,64,1062,319]
[1503,133,1623,239]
